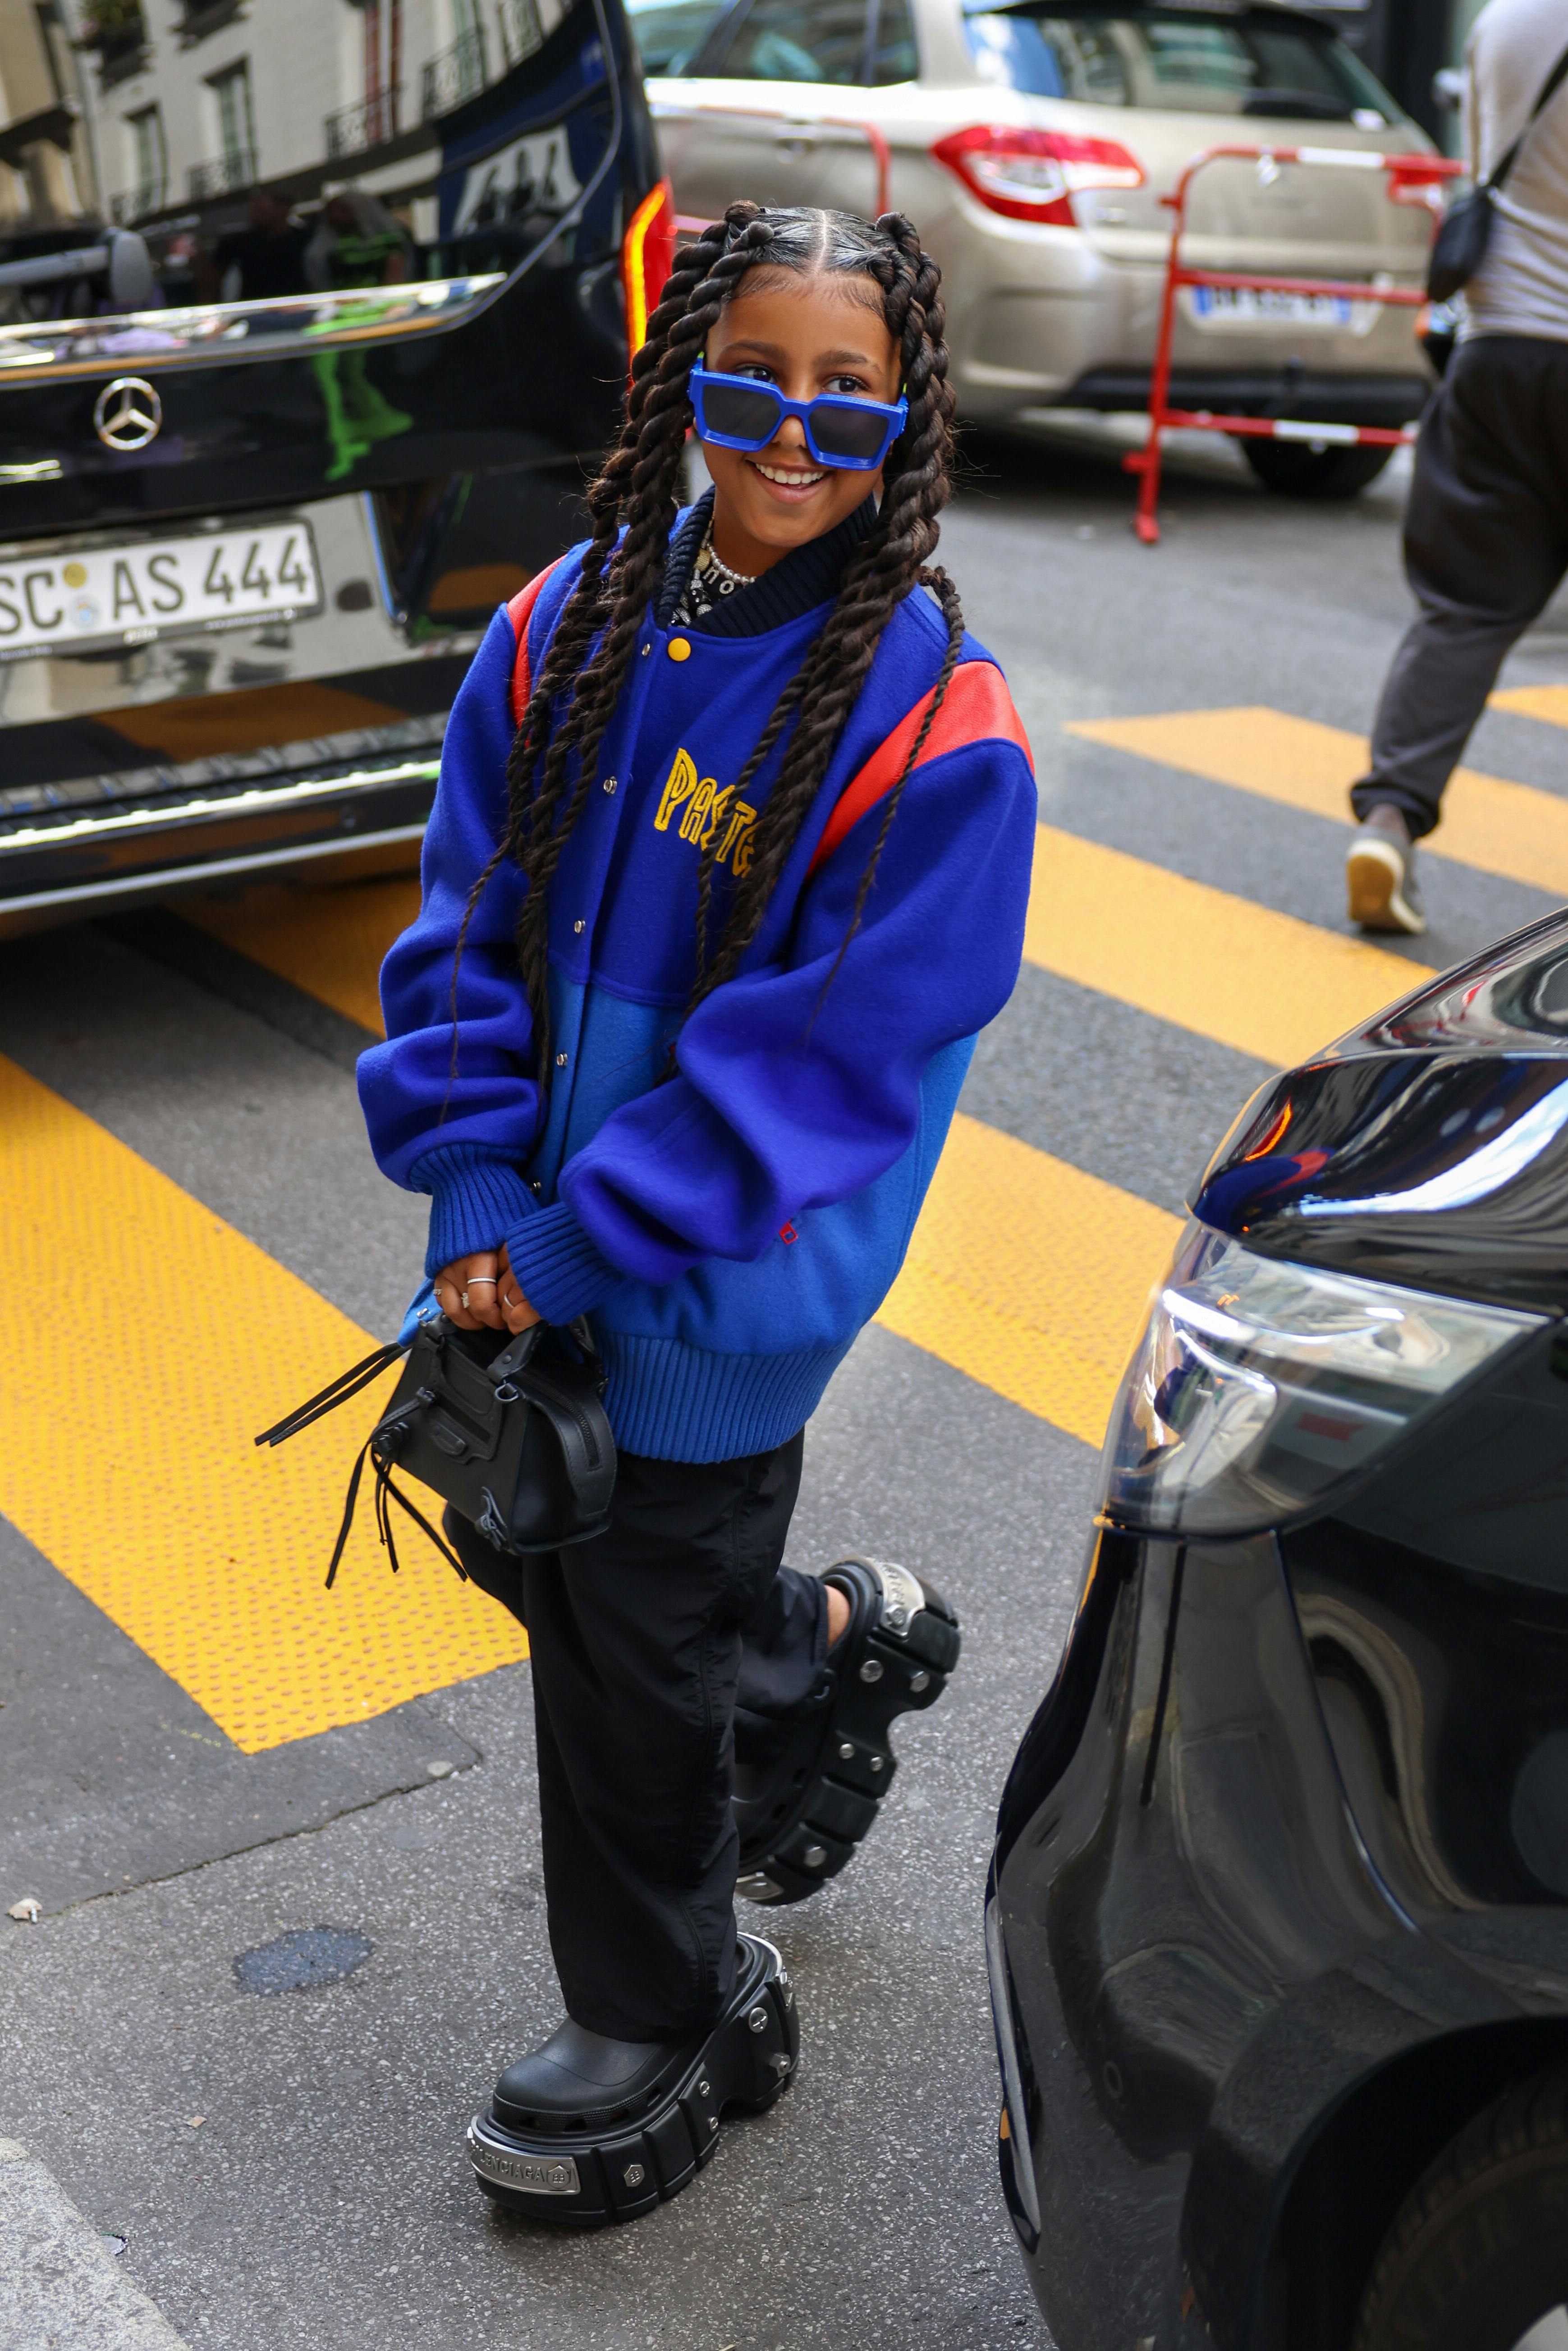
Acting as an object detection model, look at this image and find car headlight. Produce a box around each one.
[1099,1221,1543,1538]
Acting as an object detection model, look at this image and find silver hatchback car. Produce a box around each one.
[637,0,1441,497]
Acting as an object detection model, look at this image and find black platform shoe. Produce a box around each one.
[734,1556,961,1906]
[466,1933,797,2226]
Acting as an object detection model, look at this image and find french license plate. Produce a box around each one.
[0,520,323,661]
[1192,286,1354,327]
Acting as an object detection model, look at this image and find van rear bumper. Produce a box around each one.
[0,753,437,938]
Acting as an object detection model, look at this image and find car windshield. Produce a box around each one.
[961,5,1403,121]
[627,0,728,73]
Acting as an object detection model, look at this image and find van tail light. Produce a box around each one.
[931,125,1143,225]
[622,179,677,354]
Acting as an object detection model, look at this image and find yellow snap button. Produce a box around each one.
[667,637,692,661]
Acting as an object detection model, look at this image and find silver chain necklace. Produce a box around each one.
[701,531,757,592]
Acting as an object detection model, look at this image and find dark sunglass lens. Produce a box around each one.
[811,401,893,462]
[701,380,781,445]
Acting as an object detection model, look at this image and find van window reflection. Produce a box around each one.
[212,193,309,303]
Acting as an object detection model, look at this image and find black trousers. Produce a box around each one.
[446,1435,825,2041]
[1352,336,1568,841]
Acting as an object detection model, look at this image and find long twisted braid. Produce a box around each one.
[454,202,962,1104]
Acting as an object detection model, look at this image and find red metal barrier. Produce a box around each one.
[651,101,892,227]
[1126,143,1465,544]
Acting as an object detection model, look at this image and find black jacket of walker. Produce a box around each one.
[989,908,1568,2350]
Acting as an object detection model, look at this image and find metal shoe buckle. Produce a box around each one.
[865,1557,925,1639]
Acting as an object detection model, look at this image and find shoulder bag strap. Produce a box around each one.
[1485,39,1568,195]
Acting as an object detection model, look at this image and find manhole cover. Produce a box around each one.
[234,1927,372,1995]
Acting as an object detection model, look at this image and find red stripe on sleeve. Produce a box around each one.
[507,557,566,727]
[807,661,1033,876]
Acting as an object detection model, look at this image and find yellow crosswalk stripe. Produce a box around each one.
[183,875,420,1035]
[0,1055,525,1754]
[208,825,1430,1079]
[1491,684,1568,728]
[877,1111,1179,1445]
[1027,825,1430,1068]
[1066,706,1568,900]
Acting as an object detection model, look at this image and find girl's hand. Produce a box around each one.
[497,1243,542,1336]
[432,1251,506,1331]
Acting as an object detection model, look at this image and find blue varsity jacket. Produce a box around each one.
[358,499,1037,1463]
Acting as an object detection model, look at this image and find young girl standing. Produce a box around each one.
[358,202,1036,2224]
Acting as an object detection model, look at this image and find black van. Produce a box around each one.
[0,0,670,934]
[989,909,1568,2351]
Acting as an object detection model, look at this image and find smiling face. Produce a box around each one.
[699,269,902,579]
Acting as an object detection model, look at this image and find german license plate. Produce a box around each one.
[0,520,323,660]
[1192,286,1354,327]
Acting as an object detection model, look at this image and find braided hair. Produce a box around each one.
[454,202,963,1095]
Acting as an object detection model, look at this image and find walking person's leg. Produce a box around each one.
[1348,338,1568,933]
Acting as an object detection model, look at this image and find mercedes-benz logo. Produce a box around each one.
[92,376,161,451]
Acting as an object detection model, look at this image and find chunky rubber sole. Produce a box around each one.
[735,1557,961,1907]
[1347,835,1426,935]
[466,1934,797,2226]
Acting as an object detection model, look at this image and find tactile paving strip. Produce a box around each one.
[877,1110,1178,1445]
[0,1054,525,1754]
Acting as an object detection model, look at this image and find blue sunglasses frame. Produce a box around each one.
[688,363,908,472]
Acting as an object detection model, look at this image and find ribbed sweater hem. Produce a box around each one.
[598,1331,851,1463]
[414,1143,539,1276]
[504,1199,626,1322]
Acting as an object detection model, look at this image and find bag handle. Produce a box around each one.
[511,1362,617,1524]
[1485,40,1568,196]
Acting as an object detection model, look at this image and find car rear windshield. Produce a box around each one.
[961,5,1403,121]
[628,0,728,74]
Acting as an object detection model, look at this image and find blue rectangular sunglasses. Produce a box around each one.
[688,363,908,471]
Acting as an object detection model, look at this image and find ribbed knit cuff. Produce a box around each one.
[502,1199,627,1324]
[413,1143,540,1277]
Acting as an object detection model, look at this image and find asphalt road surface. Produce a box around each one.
[5,425,1568,2351]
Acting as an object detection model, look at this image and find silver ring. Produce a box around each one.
[465,1275,497,1286]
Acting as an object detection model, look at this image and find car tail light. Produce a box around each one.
[1098,1221,1540,1539]
[622,179,677,354]
[931,125,1143,225]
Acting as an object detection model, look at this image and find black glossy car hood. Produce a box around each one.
[1191,908,1568,1312]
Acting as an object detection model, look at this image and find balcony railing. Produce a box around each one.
[111,179,168,223]
[324,86,401,160]
[421,26,489,118]
[499,0,546,69]
[176,0,243,41]
[188,147,257,199]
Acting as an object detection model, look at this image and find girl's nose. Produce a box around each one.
[772,413,810,455]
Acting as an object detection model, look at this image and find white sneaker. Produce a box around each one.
[1347,805,1427,936]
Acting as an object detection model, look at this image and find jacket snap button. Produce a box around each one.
[573,919,585,934]
[667,638,691,661]
[555,1051,568,1066]
[602,775,617,794]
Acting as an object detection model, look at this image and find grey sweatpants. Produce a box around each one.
[1352,333,1568,841]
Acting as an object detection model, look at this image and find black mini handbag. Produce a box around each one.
[1429,41,1568,303]
[256,1315,617,1588]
